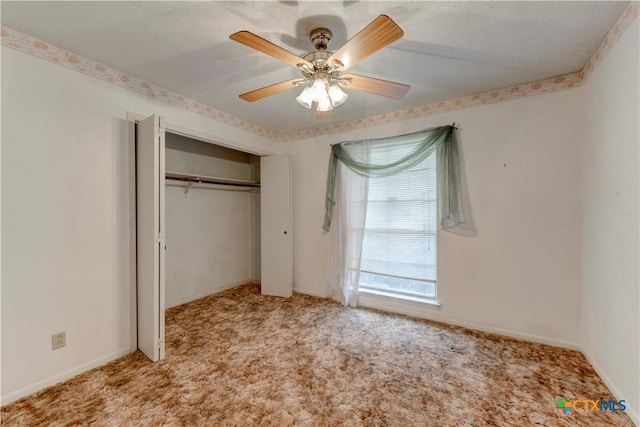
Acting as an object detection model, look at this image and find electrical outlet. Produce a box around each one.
[51,332,66,350]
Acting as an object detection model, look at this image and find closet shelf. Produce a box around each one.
[165,171,260,188]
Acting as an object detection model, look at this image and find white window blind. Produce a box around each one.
[359,146,437,300]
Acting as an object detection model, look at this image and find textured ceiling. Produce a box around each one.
[1,1,628,134]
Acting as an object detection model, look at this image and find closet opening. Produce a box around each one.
[164,132,262,309]
[133,113,292,362]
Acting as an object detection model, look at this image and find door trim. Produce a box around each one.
[126,112,276,157]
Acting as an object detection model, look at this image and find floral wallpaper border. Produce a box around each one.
[582,1,639,80]
[281,1,639,142]
[280,71,584,141]
[0,26,282,141]
[1,2,638,142]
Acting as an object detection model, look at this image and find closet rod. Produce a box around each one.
[165,173,260,188]
[166,175,261,188]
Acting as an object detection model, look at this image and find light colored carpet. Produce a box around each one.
[1,284,633,426]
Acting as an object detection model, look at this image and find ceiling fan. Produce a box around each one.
[229,15,410,119]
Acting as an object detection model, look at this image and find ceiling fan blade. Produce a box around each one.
[340,74,410,99]
[239,79,305,102]
[230,31,313,69]
[327,15,403,71]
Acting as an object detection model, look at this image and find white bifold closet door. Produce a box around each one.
[136,114,166,362]
[260,155,292,297]
[135,114,291,362]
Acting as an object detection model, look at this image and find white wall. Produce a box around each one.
[0,46,278,404]
[165,185,254,308]
[580,19,639,424]
[165,132,257,179]
[285,88,583,347]
[165,133,260,308]
[2,18,637,417]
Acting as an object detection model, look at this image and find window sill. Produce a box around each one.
[358,288,441,308]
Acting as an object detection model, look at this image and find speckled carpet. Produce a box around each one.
[1,284,633,426]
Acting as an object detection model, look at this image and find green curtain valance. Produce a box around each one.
[323,124,465,231]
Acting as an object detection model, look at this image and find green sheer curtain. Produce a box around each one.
[323,124,466,232]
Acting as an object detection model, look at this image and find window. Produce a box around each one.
[359,147,437,302]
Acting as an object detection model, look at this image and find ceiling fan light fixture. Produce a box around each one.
[316,93,333,112]
[296,86,314,109]
[310,79,327,100]
[297,77,346,112]
[328,84,348,107]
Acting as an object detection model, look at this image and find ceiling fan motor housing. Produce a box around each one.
[302,50,332,75]
[310,28,332,51]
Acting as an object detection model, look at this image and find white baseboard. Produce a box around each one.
[580,346,639,426]
[358,292,581,351]
[166,279,257,308]
[7,286,633,427]
[3,281,260,406]
[360,293,637,423]
[293,287,328,298]
[1,347,132,406]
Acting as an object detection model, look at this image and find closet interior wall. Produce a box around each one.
[165,132,261,308]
